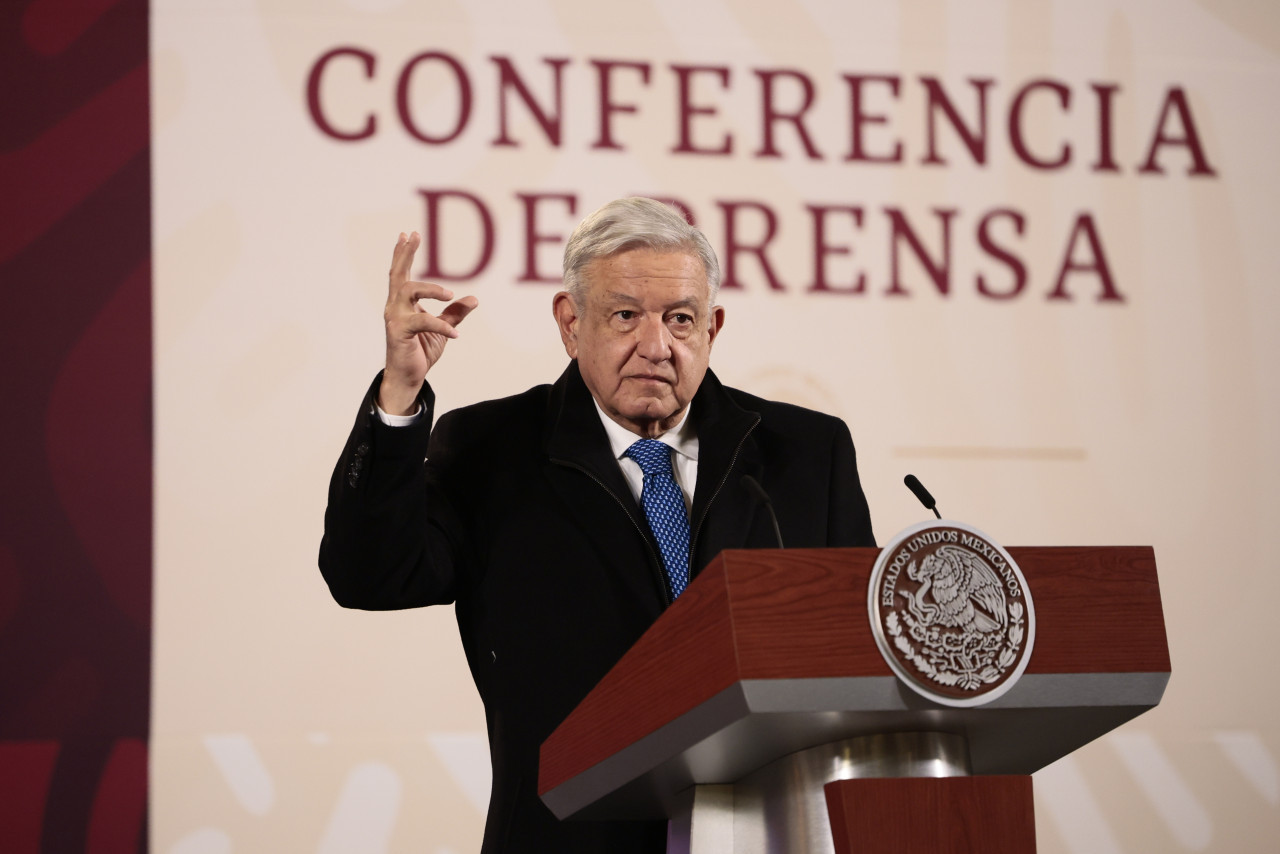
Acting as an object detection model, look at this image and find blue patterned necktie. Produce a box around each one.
[624,439,691,599]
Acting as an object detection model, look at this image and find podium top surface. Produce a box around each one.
[538,546,1169,820]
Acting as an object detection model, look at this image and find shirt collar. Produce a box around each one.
[592,399,700,463]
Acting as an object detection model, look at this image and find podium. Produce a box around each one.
[538,547,1169,853]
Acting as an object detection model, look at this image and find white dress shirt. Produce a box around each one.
[592,400,698,513]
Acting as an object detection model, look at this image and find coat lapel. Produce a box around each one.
[687,371,762,575]
[542,361,637,510]
[542,362,671,607]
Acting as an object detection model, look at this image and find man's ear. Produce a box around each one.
[552,291,580,359]
[706,305,725,349]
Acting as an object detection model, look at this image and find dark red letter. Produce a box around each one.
[671,65,733,155]
[517,192,577,283]
[885,207,956,297]
[806,205,865,294]
[754,69,822,159]
[1138,87,1217,176]
[592,60,652,150]
[844,74,902,163]
[491,56,569,147]
[1091,83,1121,173]
[306,47,376,141]
[397,52,472,144]
[1009,79,1071,170]
[975,209,1028,299]
[921,76,992,166]
[1047,213,1122,302]
[417,189,494,280]
[717,201,785,291]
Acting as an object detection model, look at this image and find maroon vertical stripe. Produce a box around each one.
[0,0,152,851]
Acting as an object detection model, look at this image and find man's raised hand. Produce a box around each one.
[378,231,479,416]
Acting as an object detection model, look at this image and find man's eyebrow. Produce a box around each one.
[601,291,642,305]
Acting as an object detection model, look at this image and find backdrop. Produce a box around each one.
[21,0,1280,852]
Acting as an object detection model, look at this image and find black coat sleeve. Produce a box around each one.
[318,373,466,610]
[827,418,876,547]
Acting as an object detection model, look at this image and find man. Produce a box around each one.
[320,198,874,852]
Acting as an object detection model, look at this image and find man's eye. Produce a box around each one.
[616,310,636,320]
[670,314,693,325]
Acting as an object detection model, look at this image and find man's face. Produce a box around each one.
[553,248,725,438]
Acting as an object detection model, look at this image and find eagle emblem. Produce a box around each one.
[868,521,1035,707]
[903,545,1008,635]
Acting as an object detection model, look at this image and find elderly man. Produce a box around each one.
[320,198,874,853]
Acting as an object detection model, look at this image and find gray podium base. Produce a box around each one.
[666,732,970,854]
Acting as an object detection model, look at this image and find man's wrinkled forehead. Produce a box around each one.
[597,289,704,312]
[580,249,712,302]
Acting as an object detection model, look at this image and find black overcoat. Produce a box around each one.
[320,361,874,852]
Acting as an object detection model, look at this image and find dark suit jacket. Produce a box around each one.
[320,361,874,853]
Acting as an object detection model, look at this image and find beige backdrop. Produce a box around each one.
[152,0,1279,851]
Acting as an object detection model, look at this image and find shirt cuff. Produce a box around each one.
[374,400,423,427]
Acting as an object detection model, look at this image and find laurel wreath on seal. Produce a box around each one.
[886,600,1026,692]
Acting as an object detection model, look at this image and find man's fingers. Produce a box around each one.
[381,233,471,387]
[395,296,478,340]
[439,295,479,328]
[401,310,462,339]
[398,282,456,305]
[387,231,421,295]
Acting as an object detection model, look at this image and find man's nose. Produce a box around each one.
[635,315,672,361]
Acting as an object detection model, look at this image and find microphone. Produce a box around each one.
[904,474,942,519]
[741,475,785,549]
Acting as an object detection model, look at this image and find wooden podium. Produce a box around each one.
[538,547,1169,853]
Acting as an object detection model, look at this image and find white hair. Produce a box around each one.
[562,197,721,307]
